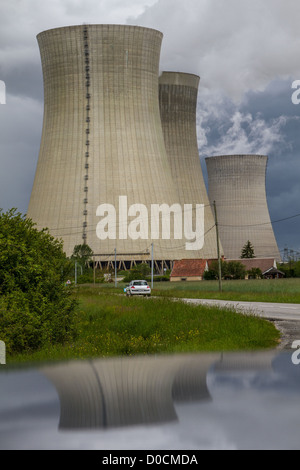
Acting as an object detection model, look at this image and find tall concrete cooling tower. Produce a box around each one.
[159,72,221,259]
[27,25,195,266]
[205,155,281,260]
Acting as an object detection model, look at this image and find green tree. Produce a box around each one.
[225,261,247,280]
[241,240,255,259]
[0,209,78,354]
[247,267,262,279]
[123,263,151,282]
[204,260,246,280]
[71,243,94,266]
[295,261,300,277]
[278,262,294,278]
[203,269,217,280]
[204,260,227,280]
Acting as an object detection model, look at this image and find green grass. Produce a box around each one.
[10,286,280,364]
[95,278,300,303]
[152,278,300,303]
[82,278,300,303]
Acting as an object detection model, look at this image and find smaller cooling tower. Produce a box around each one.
[159,72,222,259]
[205,155,281,260]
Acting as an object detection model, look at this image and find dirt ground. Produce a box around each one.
[273,320,300,350]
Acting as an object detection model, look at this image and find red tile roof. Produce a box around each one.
[171,259,208,278]
[171,258,278,279]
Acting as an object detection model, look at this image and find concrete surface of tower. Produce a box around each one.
[159,72,221,259]
[28,24,204,267]
[205,155,281,261]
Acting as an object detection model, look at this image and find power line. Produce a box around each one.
[29,202,213,236]
[219,212,300,228]
[32,205,300,236]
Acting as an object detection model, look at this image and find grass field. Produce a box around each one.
[10,283,281,364]
[93,277,300,304]
[153,278,300,303]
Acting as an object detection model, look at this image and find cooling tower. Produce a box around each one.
[205,155,281,260]
[159,72,221,259]
[41,354,218,429]
[27,25,198,264]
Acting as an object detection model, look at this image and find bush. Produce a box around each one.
[204,260,246,280]
[247,268,262,279]
[225,261,247,280]
[0,209,78,354]
[152,275,170,282]
[279,261,300,278]
[122,263,151,283]
[203,269,218,280]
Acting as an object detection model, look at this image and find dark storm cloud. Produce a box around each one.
[5,63,43,102]
[195,83,300,253]
[132,0,300,97]
[241,80,300,245]
[0,94,43,213]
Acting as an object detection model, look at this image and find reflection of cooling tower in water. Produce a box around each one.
[41,354,219,429]
[42,358,177,429]
[205,155,281,260]
[27,25,190,261]
[0,80,5,104]
[159,72,222,259]
[212,351,276,373]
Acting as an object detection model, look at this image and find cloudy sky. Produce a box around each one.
[0,0,299,257]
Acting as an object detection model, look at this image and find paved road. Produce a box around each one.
[183,298,300,320]
[182,298,300,350]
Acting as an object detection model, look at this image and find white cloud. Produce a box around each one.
[198,107,293,157]
[0,0,158,76]
[132,0,300,101]
[2,0,300,102]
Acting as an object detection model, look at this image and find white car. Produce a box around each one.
[125,280,151,297]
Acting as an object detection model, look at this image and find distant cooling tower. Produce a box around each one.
[159,72,221,259]
[205,155,281,260]
[27,25,197,265]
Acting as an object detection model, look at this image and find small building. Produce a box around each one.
[260,266,285,279]
[170,257,285,281]
[226,258,285,279]
[170,259,208,281]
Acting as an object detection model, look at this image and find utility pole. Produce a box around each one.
[151,243,154,289]
[213,201,222,292]
[114,248,117,287]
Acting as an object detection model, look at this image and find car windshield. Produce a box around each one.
[133,281,147,286]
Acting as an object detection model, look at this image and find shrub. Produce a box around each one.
[0,209,78,354]
[247,268,262,279]
[204,260,246,280]
[122,263,151,283]
[225,261,247,280]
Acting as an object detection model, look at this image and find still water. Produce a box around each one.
[0,350,299,450]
